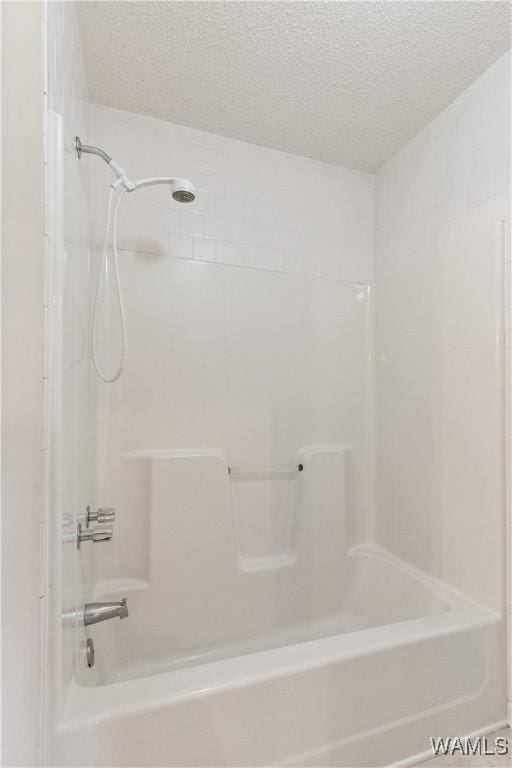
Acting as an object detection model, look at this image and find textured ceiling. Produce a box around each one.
[77,1,511,171]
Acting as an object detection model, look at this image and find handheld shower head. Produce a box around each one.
[75,136,197,383]
[129,176,195,203]
[170,178,196,203]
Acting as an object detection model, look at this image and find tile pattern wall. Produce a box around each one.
[88,104,374,285]
[375,52,510,607]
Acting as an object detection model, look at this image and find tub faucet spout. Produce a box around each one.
[83,598,128,626]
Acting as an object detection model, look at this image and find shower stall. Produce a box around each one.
[29,3,511,767]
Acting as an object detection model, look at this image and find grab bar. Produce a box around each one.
[228,464,303,476]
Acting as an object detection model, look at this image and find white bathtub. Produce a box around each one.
[54,547,506,767]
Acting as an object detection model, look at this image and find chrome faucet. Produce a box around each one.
[83,598,128,626]
[77,523,113,548]
[76,506,117,548]
[86,506,115,526]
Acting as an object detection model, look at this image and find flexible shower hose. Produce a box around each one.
[91,187,127,383]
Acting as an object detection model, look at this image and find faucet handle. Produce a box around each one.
[86,506,115,527]
[90,527,113,543]
[77,522,113,549]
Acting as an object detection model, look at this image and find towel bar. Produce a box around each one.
[228,464,303,476]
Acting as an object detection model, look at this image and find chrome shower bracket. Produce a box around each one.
[75,136,112,164]
[74,136,135,191]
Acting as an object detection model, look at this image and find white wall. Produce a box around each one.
[45,0,96,758]
[375,51,510,612]
[1,2,45,765]
[85,105,375,626]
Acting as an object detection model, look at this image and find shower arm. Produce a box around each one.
[75,136,136,191]
[75,137,196,203]
[75,136,112,163]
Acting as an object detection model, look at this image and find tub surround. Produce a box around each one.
[42,6,511,765]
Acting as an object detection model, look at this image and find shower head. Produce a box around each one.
[170,178,195,203]
[129,176,196,203]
